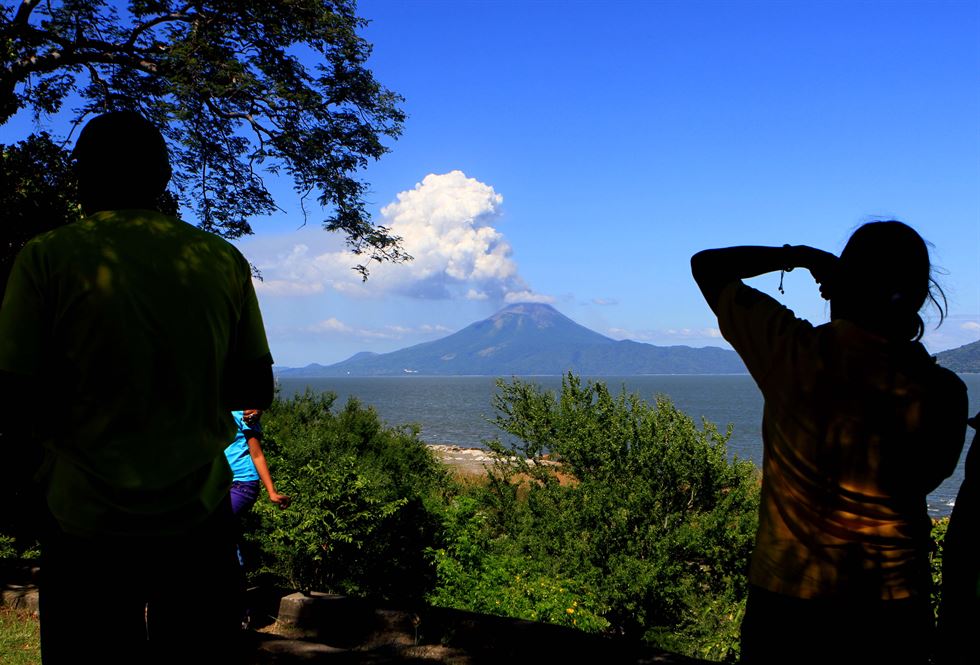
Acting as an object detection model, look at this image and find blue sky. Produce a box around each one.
[8,0,980,367]
[240,0,980,366]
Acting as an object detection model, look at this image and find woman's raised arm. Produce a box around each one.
[691,245,838,314]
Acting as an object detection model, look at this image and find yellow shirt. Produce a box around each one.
[718,281,966,599]
[0,210,271,536]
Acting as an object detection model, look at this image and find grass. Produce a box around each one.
[0,606,40,665]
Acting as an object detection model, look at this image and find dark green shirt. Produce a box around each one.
[0,209,271,536]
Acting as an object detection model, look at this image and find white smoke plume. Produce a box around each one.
[254,171,548,303]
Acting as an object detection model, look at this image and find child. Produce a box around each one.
[225,409,290,629]
[225,409,290,516]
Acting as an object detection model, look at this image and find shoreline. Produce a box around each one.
[426,444,498,476]
[425,443,959,518]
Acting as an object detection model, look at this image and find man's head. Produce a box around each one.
[71,111,172,214]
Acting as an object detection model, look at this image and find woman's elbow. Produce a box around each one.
[690,250,717,289]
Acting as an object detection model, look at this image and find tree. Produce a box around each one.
[0,133,78,291]
[1,0,409,277]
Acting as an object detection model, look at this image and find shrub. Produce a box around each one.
[242,389,449,602]
[931,516,949,620]
[428,374,760,661]
[427,494,611,632]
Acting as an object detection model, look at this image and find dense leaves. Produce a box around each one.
[0,133,79,292]
[430,374,761,661]
[242,390,448,601]
[1,0,408,276]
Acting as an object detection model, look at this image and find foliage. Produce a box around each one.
[0,534,17,560]
[0,607,39,665]
[427,374,760,662]
[242,390,449,601]
[0,133,79,292]
[931,516,949,620]
[0,534,39,563]
[1,0,408,276]
[427,495,611,632]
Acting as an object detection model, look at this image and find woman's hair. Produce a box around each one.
[834,220,946,341]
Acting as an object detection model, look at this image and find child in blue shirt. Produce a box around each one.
[225,409,290,515]
[226,409,289,629]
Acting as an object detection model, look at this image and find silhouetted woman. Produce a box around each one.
[691,221,967,664]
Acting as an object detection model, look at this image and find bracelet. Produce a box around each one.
[778,244,793,295]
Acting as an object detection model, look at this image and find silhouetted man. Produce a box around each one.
[0,111,273,663]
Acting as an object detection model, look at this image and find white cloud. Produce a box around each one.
[592,298,618,306]
[252,171,551,304]
[606,327,635,339]
[254,279,324,296]
[921,321,980,353]
[505,290,556,304]
[303,318,455,341]
[251,242,339,297]
[419,324,455,334]
[666,327,723,339]
[307,317,353,334]
[607,326,724,343]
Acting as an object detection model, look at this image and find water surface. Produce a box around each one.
[277,374,980,517]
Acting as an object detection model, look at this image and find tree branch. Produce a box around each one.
[203,96,274,142]
[11,47,159,78]
[125,7,197,49]
[13,0,41,26]
[83,62,110,107]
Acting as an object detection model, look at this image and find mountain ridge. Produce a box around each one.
[276,303,746,377]
[936,339,980,373]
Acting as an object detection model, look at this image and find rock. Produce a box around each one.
[1,584,39,614]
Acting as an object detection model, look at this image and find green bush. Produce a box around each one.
[242,389,449,602]
[427,374,760,661]
[427,494,611,632]
[931,516,949,620]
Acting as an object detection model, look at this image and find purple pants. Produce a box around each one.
[229,480,260,570]
[229,480,260,515]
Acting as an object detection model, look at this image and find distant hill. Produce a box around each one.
[936,339,980,373]
[276,303,746,377]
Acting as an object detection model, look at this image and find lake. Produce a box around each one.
[276,374,980,517]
